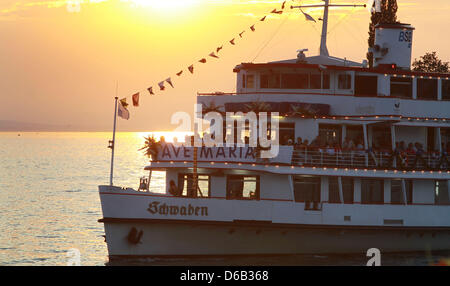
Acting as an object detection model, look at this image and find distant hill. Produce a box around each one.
[0,120,95,132]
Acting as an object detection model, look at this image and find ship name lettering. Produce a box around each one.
[147,201,208,216]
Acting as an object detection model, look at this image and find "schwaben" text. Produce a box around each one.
[147,201,208,216]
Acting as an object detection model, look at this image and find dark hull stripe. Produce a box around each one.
[98,217,450,231]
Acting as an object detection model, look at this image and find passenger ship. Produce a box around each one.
[99,1,450,258]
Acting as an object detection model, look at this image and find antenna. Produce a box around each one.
[291,0,367,57]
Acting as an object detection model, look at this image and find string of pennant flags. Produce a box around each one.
[118,1,321,119]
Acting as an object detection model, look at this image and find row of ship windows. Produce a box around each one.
[176,174,449,205]
[242,73,450,100]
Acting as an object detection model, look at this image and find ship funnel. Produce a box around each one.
[370,23,415,70]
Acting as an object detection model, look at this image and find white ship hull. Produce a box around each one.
[99,185,450,258]
[102,220,450,258]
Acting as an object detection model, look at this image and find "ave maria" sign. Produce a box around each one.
[156,144,293,164]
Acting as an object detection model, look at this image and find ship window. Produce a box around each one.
[310,73,330,89]
[338,74,352,89]
[342,178,354,204]
[293,175,321,202]
[361,179,384,204]
[390,77,412,98]
[417,78,438,100]
[226,175,259,200]
[319,124,341,146]
[242,74,246,88]
[391,179,403,204]
[178,174,211,198]
[246,75,255,88]
[355,75,378,96]
[328,177,340,203]
[435,180,449,205]
[391,179,413,204]
[260,74,280,89]
[442,80,450,101]
[328,177,353,203]
[281,73,308,89]
[279,122,295,145]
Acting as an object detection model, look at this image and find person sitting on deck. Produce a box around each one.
[440,143,450,169]
[342,137,355,152]
[168,180,181,197]
[294,137,303,150]
[411,142,429,169]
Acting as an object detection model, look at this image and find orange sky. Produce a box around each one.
[0,0,449,131]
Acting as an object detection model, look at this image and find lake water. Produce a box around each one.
[0,132,448,266]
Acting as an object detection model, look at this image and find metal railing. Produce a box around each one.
[291,148,450,170]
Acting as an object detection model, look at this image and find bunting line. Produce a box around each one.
[121,1,294,119]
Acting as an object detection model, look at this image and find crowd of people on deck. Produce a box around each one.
[286,135,450,170]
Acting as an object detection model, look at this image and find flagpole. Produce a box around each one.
[109,96,118,186]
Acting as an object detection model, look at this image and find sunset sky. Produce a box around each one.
[1,0,449,131]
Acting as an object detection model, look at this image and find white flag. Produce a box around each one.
[118,98,130,120]
[367,0,381,13]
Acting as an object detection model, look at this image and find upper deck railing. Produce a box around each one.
[292,148,449,170]
[154,143,450,171]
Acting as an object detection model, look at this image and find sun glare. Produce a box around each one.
[128,0,200,12]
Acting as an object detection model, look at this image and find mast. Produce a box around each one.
[109,96,118,186]
[291,1,367,57]
[320,0,330,57]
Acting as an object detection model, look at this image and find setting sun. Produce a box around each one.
[127,0,200,12]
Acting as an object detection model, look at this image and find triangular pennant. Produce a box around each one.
[239,31,245,38]
[271,9,283,14]
[158,81,165,91]
[119,98,128,108]
[118,98,130,120]
[209,52,219,59]
[147,87,154,95]
[199,58,207,64]
[250,25,255,32]
[165,77,174,88]
[188,65,194,74]
[132,93,139,107]
[216,46,223,53]
[176,70,183,76]
[260,16,266,22]
[229,38,235,45]
[301,9,316,22]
